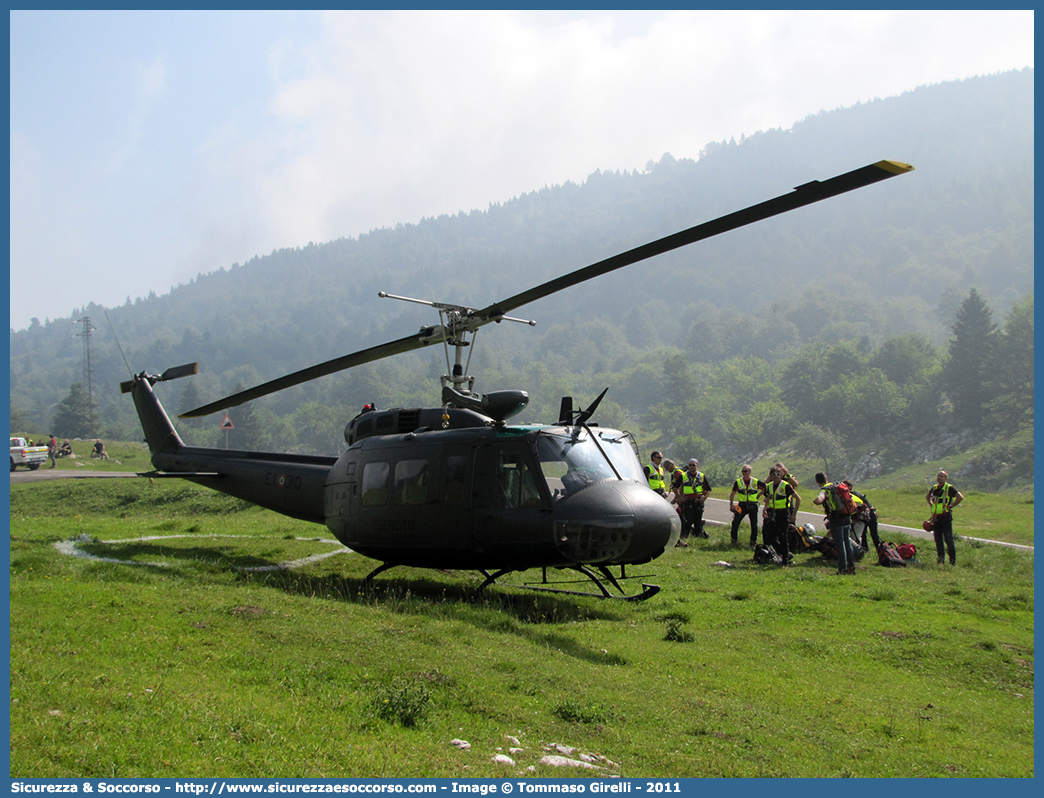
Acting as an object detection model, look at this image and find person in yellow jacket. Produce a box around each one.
[844,482,881,552]
[763,467,800,564]
[676,458,712,540]
[728,465,765,548]
[663,458,690,547]
[663,459,684,499]
[814,472,856,574]
[643,451,667,497]
[926,470,964,565]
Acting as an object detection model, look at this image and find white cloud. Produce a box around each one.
[246,9,1034,251]
[136,56,167,99]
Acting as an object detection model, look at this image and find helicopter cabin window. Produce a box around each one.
[393,459,429,505]
[360,461,390,507]
[496,450,542,509]
[442,454,468,504]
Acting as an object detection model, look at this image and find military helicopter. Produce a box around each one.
[123,159,912,600]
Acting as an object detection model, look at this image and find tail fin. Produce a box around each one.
[122,365,196,455]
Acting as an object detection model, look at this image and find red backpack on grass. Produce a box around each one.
[877,541,907,567]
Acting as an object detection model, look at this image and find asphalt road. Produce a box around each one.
[10,468,140,484]
[11,468,1030,552]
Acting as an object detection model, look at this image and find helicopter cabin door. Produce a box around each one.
[471,440,554,566]
[433,444,474,549]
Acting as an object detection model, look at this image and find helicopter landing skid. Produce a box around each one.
[360,563,659,602]
[361,562,399,586]
[480,564,661,602]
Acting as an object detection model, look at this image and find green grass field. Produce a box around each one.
[8,475,1033,778]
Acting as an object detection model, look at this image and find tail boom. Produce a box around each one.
[127,371,333,524]
[148,447,335,524]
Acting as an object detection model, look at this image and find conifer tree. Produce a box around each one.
[943,289,997,426]
[227,384,268,451]
[987,295,1033,432]
[10,399,32,435]
[175,379,207,445]
[51,383,95,439]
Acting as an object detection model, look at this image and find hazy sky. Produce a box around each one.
[8,9,1034,331]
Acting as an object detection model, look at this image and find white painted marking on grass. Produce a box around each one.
[54,534,354,570]
[54,539,172,568]
[239,547,352,572]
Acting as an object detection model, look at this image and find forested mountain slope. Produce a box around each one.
[10,69,1033,479]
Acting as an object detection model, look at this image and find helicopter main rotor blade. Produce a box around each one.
[180,159,912,417]
[474,160,913,321]
[179,330,437,417]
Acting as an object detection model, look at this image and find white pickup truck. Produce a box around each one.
[11,437,48,471]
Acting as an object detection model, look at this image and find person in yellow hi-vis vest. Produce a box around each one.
[676,458,712,541]
[763,467,800,564]
[814,472,855,575]
[926,470,964,565]
[728,465,766,548]
[663,458,684,500]
[643,451,667,497]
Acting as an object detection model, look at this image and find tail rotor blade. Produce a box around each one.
[120,362,198,394]
[160,362,199,382]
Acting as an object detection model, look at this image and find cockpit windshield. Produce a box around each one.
[535,427,644,500]
[592,429,645,483]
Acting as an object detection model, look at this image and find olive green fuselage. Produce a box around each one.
[133,375,679,571]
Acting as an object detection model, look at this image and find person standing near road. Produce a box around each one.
[814,472,856,575]
[663,459,684,501]
[677,458,712,540]
[763,467,799,564]
[926,470,964,565]
[663,459,691,547]
[47,435,57,469]
[844,481,881,552]
[728,465,765,548]
[644,451,668,498]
